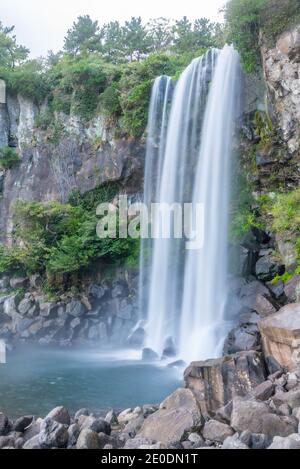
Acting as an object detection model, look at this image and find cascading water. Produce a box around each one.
[138,76,173,322]
[140,45,242,363]
[179,45,242,362]
[143,50,219,356]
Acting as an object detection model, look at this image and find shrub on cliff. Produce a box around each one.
[0,186,140,292]
[0,147,20,170]
[225,0,300,72]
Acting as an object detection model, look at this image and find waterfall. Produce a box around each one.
[140,45,241,363]
[179,45,242,362]
[138,76,173,323]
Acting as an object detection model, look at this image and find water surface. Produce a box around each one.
[0,346,182,418]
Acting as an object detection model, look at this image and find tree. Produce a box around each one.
[172,16,194,53]
[193,18,216,48]
[147,17,174,53]
[0,21,29,69]
[122,17,150,61]
[64,15,100,55]
[102,21,124,62]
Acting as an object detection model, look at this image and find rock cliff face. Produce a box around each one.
[0,93,145,242]
[263,26,300,155]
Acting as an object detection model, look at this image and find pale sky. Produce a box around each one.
[0,0,226,57]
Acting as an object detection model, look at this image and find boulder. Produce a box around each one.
[284,275,300,303]
[45,406,70,426]
[268,434,300,450]
[138,389,202,445]
[231,397,271,434]
[231,397,297,437]
[66,300,86,318]
[255,255,284,282]
[142,348,159,361]
[184,351,267,416]
[68,423,80,447]
[0,413,10,436]
[76,429,101,449]
[259,303,300,370]
[222,433,249,450]
[23,435,41,449]
[272,389,300,409]
[13,416,33,433]
[223,324,260,354]
[250,380,275,401]
[80,416,111,435]
[239,281,276,317]
[202,420,234,443]
[38,418,68,449]
[118,408,142,425]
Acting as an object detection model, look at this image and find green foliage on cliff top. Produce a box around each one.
[0,15,221,134]
[225,0,300,72]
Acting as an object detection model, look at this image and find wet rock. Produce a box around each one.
[259,302,300,370]
[45,406,70,426]
[13,416,33,433]
[76,429,100,449]
[142,348,159,361]
[202,420,234,443]
[167,360,186,369]
[38,418,68,448]
[184,351,267,416]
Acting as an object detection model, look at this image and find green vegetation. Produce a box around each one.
[0,147,20,170]
[225,0,300,72]
[0,15,221,132]
[0,185,140,292]
[271,271,292,284]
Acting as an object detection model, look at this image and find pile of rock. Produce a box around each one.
[0,270,141,348]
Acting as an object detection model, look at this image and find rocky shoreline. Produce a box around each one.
[1,363,300,450]
[2,226,300,450]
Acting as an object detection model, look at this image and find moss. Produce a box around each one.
[271,271,292,284]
